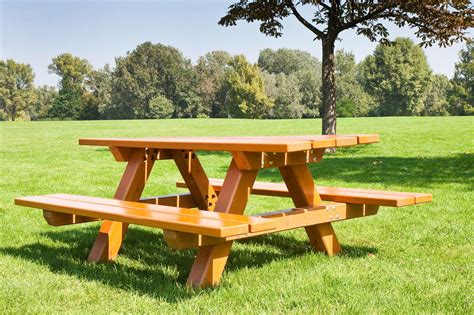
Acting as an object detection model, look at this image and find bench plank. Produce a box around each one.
[176,179,432,207]
[15,195,263,237]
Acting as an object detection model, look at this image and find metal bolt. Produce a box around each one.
[313,157,317,162]
[336,214,340,219]
[269,160,273,165]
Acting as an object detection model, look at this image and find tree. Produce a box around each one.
[112,42,197,119]
[359,38,432,116]
[48,53,92,119]
[262,71,304,119]
[224,55,273,118]
[29,85,58,120]
[0,59,36,121]
[258,48,320,75]
[449,38,473,115]
[87,64,113,118]
[148,94,174,119]
[195,51,232,118]
[219,1,473,134]
[258,48,321,117]
[423,74,451,116]
[335,50,374,117]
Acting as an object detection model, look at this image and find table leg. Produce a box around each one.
[187,159,258,288]
[279,164,341,256]
[88,148,155,262]
[171,150,217,211]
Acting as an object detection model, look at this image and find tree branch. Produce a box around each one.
[340,3,396,31]
[289,1,325,38]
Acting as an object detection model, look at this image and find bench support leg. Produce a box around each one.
[88,148,155,262]
[279,164,341,256]
[187,159,258,288]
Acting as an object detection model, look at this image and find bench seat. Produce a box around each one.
[176,178,432,207]
[14,194,279,238]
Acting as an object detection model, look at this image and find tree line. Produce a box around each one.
[0,37,472,121]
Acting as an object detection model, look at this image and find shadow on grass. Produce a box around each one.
[0,225,375,301]
[254,153,473,190]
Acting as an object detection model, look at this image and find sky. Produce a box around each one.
[1,0,472,87]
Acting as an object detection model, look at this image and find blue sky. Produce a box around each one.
[1,0,472,86]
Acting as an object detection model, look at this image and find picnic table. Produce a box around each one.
[15,134,432,288]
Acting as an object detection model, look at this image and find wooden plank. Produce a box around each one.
[342,134,380,144]
[79,134,379,153]
[79,137,312,153]
[231,149,325,170]
[15,195,251,238]
[109,147,133,162]
[279,164,342,256]
[88,148,155,262]
[140,193,197,208]
[48,194,273,230]
[186,159,259,288]
[177,179,432,207]
[42,210,99,226]
[171,150,217,211]
[164,203,380,249]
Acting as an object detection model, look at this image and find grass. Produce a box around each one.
[0,117,472,313]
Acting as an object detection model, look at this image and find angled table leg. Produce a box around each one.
[162,150,217,248]
[171,149,217,211]
[88,148,155,262]
[279,164,341,256]
[187,159,258,288]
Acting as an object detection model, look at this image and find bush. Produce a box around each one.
[148,95,174,119]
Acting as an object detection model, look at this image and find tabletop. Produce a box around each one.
[79,134,379,153]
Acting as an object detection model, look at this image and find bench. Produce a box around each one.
[15,194,368,243]
[15,194,279,237]
[176,178,432,207]
[15,192,380,250]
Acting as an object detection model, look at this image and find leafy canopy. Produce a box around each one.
[219,1,473,46]
[0,59,36,121]
[225,55,273,118]
[359,37,432,116]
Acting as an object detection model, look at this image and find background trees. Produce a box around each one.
[0,60,36,121]
[111,42,198,119]
[335,50,374,117]
[219,1,473,135]
[423,75,451,116]
[359,38,432,116]
[449,39,474,115]
[258,48,321,118]
[224,55,273,118]
[1,37,473,121]
[48,53,92,120]
[30,85,57,121]
[194,51,232,118]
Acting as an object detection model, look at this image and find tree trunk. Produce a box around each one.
[321,38,337,135]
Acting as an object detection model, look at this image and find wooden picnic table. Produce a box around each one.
[16,134,432,288]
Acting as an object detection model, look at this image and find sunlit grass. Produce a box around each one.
[0,117,472,312]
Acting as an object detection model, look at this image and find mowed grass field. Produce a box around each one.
[0,117,472,313]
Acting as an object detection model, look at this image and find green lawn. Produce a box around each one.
[0,117,472,313]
